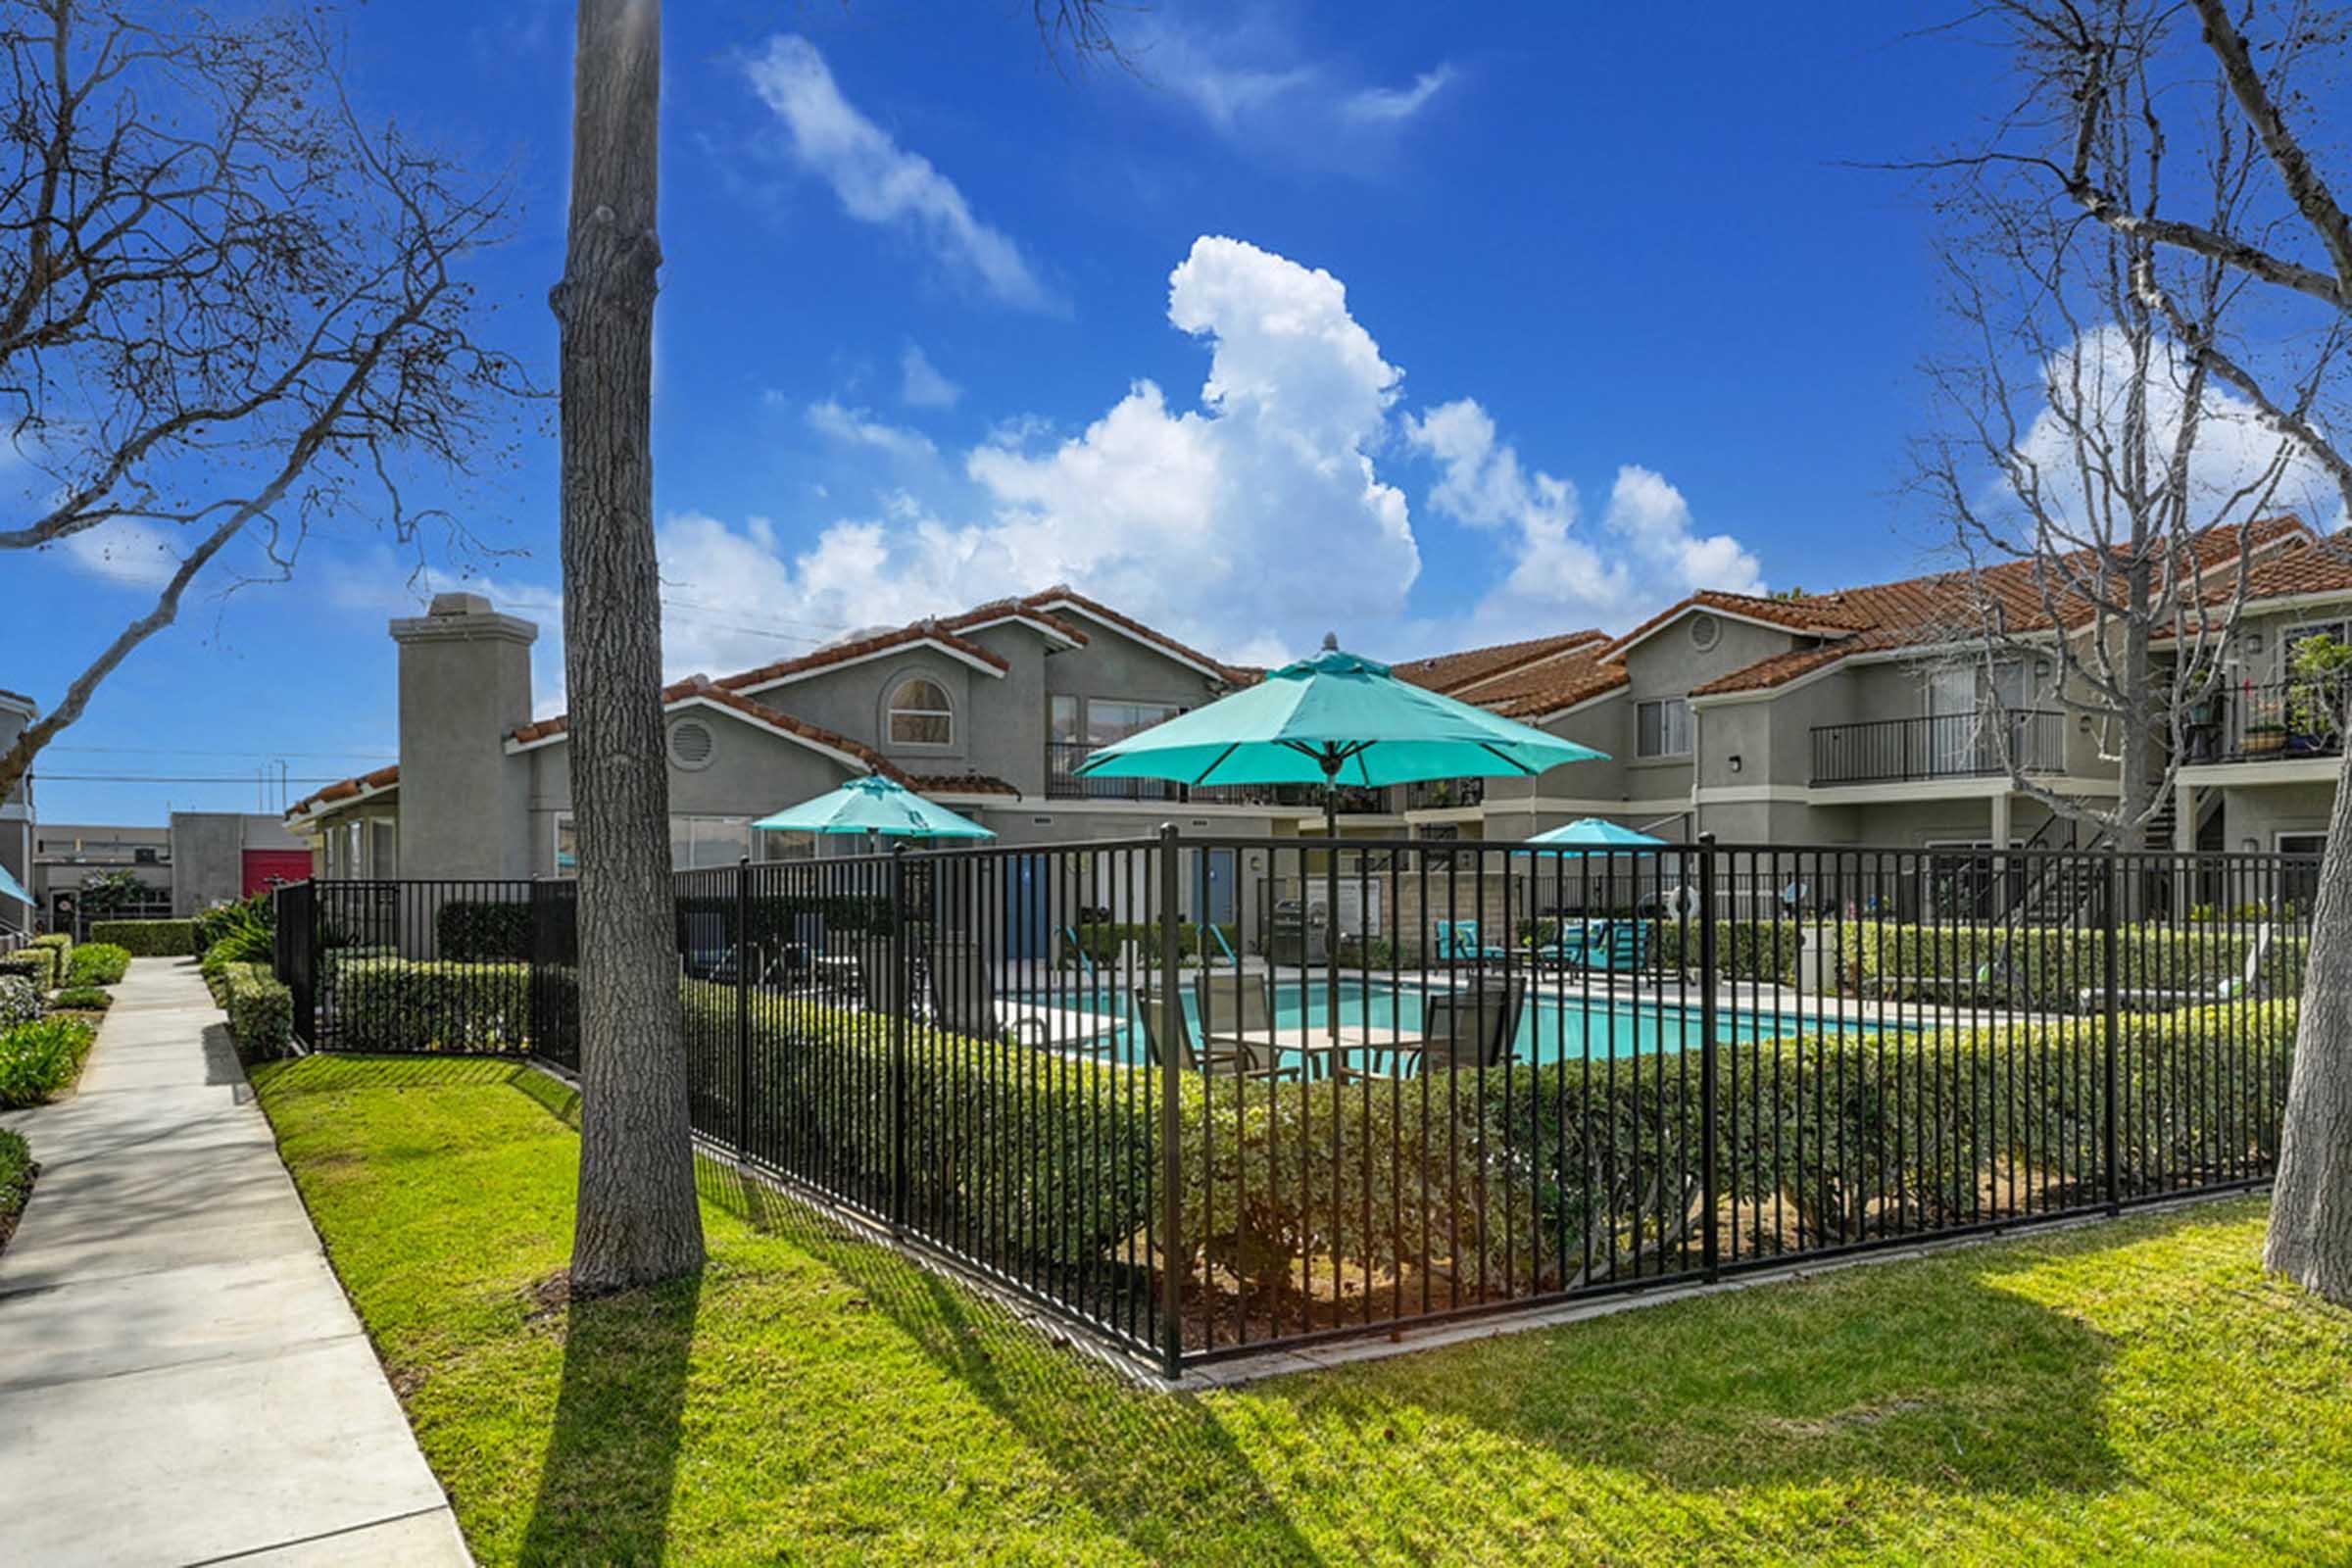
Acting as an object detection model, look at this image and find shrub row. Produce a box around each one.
[210,962,293,1058]
[1061,920,1243,970]
[30,931,71,963]
[66,943,130,987]
[51,986,113,1012]
[434,901,534,962]
[0,1016,96,1108]
[89,918,198,956]
[0,947,57,991]
[662,991,2290,1298]
[0,1126,29,1235]
[331,959,533,1053]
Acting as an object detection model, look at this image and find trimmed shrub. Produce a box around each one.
[333,959,532,1053]
[0,947,57,991]
[89,918,198,957]
[434,900,534,962]
[50,986,113,1012]
[1848,921,2302,1012]
[220,963,293,1058]
[0,1126,29,1233]
[0,976,39,1027]
[0,1016,96,1108]
[30,931,71,965]
[66,943,130,987]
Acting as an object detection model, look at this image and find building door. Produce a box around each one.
[1926,665,1977,775]
[1001,855,1051,961]
[1194,848,1236,932]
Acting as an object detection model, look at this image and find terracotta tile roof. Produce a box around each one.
[716,620,1009,694]
[286,763,400,821]
[1446,640,1629,719]
[1662,515,2320,696]
[509,678,911,782]
[1019,586,1254,685]
[1602,591,1877,662]
[1396,630,1607,696]
[906,772,1020,797]
[937,600,1088,646]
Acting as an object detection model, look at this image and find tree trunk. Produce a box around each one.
[2266,741,2352,1302]
[552,0,704,1293]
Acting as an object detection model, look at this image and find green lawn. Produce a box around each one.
[253,1054,2352,1566]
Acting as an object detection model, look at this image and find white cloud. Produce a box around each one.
[1343,66,1455,123]
[899,343,960,409]
[745,35,1060,313]
[805,399,937,462]
[1405,398,1765,636]
[61,519,179,589]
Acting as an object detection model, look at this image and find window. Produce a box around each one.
[554,813,576,874]
[1049,693,1082,744]
[887,677,954,746]
[1637,698,1691,759]
[669,815,751,870]
[1087,699,1179,745]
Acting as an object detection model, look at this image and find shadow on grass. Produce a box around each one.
[516,1269,706,1568]
[692,1157,1330,1564]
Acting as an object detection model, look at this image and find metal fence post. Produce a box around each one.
[2102,842,2122,1213]
[889,843,909,1233]
[734,857,753,1157]
[1696,832,1721,1280]
[1157,822,1185,1379]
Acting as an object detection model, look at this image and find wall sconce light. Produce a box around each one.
[2242,837,2260,855]
[2245,632,2265,655]
[1728,754,1743,773]
[2078,715,2093,735]
[2034,659,2052,679]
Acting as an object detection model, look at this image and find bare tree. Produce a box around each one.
[1924,0,2352,1300]
[0,0,524,796]
[1912,0,2327,847]
[555,0,1132,1293]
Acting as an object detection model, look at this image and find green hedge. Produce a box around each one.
[50,986,113,1012]
[0,948,57,991]
[218,963,292,1058]
[1848,922,2302,1011]
[332,959,532,1053]
[66,943,130,987]
[0,1126,29,1233]
[0,1016,96,1108]
[30,932,71,964]
[434,901,534,962]
[89,918,198,956]
[1061,920,1242,970]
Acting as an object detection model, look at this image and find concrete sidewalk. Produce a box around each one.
[0,958,469,1567]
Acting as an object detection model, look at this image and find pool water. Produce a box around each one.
[1016,978,1897,1072]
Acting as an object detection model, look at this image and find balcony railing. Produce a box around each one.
[2202,676,2350,764]
[1402,776,1486,812]
[1810,709,2066,787]
[1045,740,1393,810]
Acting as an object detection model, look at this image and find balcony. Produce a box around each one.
[1402,776,1486,811]
[1810,710,2066,787]
[1045,740,1393,809]
[2203,677,2349,764]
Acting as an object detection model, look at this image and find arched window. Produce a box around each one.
[886,676,953,746]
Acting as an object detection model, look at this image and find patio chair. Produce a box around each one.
[1580,920,1652,973]
[1529,918,1605,968]
[1136,984,1298,1080]
[1432,920,1504,964]
[929,937,1046,1048]
[1340,978,1526,1081]
[2083,922,2274,1012]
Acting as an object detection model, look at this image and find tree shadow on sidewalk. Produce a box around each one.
[516,1267,705,1566]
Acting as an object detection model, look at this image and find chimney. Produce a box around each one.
[390,592,537,879]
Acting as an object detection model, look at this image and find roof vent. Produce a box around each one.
[1690,612,1721,653]
[668,718,717,770]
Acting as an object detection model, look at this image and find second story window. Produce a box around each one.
[1088,699,1178,744]
[886,676,954,746]
[1637,697,1691,759]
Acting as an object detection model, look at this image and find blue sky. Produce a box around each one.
[18,2,2019,824]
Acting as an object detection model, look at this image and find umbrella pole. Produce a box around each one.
[1323,762,1341,1054]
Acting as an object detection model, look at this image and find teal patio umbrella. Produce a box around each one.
[0,861,29,908]
[1520,817,1663,850]
[751,772,996,845]
[1074,635,1607,1038]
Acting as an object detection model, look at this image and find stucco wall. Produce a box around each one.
[2220,780,2334,853]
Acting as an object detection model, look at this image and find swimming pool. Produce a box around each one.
[1013,977,1901,1071]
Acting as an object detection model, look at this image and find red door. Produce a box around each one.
[241,850,313,898]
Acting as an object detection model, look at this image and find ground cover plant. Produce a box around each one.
[0,1016,96,1108]
[253,1054,2352,1565]
[0,1127,30,1255]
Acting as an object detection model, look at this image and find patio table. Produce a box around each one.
[1211,1023,1426,1079]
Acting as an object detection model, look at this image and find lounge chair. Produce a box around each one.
[1581,920,1652,973]
[1432,920,1504,964]
[1136,983,1298,1080]
[2082,922,2274,1012]
[1340,979,1526,1081]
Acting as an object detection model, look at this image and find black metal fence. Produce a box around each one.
[276,832,2307,1374]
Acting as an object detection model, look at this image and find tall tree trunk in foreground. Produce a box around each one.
[553,0,703,1292]
[2269,760,2352,1298]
